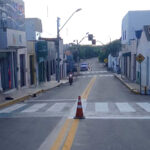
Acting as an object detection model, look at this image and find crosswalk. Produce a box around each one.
[1,102,150,118]
[77,74,113,79]
[80,71,108,74]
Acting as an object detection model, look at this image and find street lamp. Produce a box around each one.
[56,8,82,82]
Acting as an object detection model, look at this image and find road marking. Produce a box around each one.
[0,104,26,113]
[80,71,108,74]
[95,102,109,112]
[3,102,150,115]
[85,116,150,119]
[27,99,76,103]
[77,74,113,79]
[50,119,73,150]
[50,77,96,150]
[116,103,136,112]
[81,77,96,100]
[21,103,47,113]
[82,101,87,113]
[137,103,150,112]
[62,119,79,150]
[46,103,66,112]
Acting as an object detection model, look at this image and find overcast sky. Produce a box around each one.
[24,0,150,45]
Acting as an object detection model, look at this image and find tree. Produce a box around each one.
[98,39,121,62]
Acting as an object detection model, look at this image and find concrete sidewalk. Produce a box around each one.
[0,79,68,109]
[114,74,141,94]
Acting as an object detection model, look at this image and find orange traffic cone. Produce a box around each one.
[74,96,85,119]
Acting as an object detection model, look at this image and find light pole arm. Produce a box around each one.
[96,40,105,46]
[59,8,82,33]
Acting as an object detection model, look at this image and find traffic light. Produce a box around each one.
[92,39,96,45]
[88,34,93,41]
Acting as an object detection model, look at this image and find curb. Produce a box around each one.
[0,81,68,109]
[114,74,140,95]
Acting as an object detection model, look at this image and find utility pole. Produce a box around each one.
[57,17,60,82]
[56,8,82,82]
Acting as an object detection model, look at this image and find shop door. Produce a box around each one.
[29,55,34,85]
[20,54,26,87]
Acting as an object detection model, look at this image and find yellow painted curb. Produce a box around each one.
[0,89,43,109]
[0,95,30,109]
[114,75,140,95]
[0,81,67,109]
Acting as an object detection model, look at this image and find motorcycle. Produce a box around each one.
[69,73,73,85]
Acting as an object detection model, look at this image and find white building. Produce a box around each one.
[0,0,28,91]
[108,54,119,73]
[122,10,150,44]
[121,10,150,81]
[25,18,42,41]
[137,25,150,89]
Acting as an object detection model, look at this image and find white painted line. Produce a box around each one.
[46,103,66,112]
[88,75,92,78]
[95,103,109,112]
[69,102,77,118]
[116,103,136,112]
[80,71,108,74]
[137,103,150,112]
[98,74,113,77]
[85,116,150,119]
[21,103,47,113]
[0,104,26,113]
[82,101,87,113]
[27,99,76,102]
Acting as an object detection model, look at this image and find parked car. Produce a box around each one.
[80,63,89,71]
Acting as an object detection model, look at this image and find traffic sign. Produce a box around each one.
[104,58,108,63]
[136,53,145,63]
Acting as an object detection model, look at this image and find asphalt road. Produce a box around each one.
[0,58,150,150]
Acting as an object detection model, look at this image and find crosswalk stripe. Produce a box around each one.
[2,102,150,116]
[82,101,87,112]
[21,103,47,113]
[78,74,113,78]
[80,71,108,74]
[116,103,136,112]
[0,104,26,113]
[137,103,150,112]
[46,103,66,112]
[95,103,109,112]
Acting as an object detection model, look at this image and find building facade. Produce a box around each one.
[0,0,27,91]
[137,25,150,89]
[121,10,150,81]
[25,18,42,41]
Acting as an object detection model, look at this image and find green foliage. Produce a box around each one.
[98,39,121,62]
[70,39,121,63]
[78,45,99,59]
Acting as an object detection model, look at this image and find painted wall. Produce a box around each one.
[25,18,42,41]
[137,28,150,88]
[122,11,150,44]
